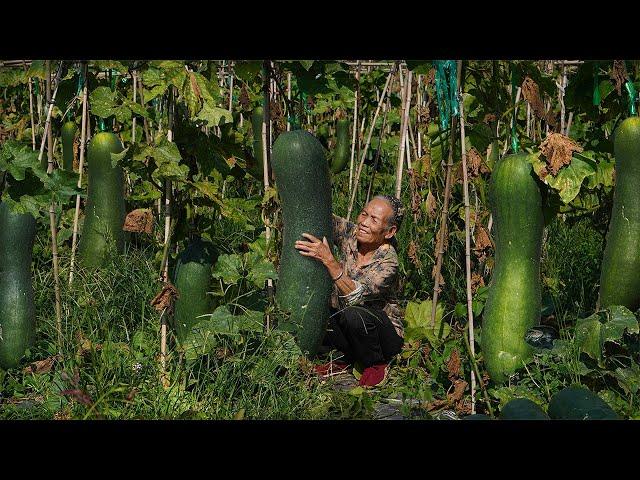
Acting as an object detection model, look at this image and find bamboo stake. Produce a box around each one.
[286,72,292,131]
[262,61,274,329]
[346,70,394,220]
[132,70,137,144]
[395,70,413,199]
[566,111,574,137]
[365,97,390,204]
[458,80,477,415]
[430,61,462,328]
[503,87,522,156]
[25,62,36,150]
[69,63,89,286]
[159,88,175,386]
[43,60,64,353]
[348,61,360,194]
[228,62,234,112]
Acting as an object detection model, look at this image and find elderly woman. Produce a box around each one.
[294,195,404,388]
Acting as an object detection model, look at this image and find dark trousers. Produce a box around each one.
[323,306,404,368]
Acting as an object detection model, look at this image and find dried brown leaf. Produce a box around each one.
[466,147,483,178]
[610,60,628,96]
[425,190,437,220]
[189,71,202,100]
[407,240,422,269]
[23,355,61,375]
[447,379,468,404]
[539,133,584,175]
[446,349,461,381]
[123,208,154,234]
[60,389,93,406]
[471,272,485,294]
[150,282,179,313]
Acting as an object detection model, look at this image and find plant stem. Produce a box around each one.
[463,329,494,417]
[44,60,64,354]
[346,69,394,220]
[262,60,274,329]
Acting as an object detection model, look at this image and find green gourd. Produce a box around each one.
[172,238,218,344]
[0,202,36,369]
[271,130,333,355]
[598,116,640,311]
[482,153,544,383]
[331,118,351,174]
[77,132,125,269]
[61,121,78,171]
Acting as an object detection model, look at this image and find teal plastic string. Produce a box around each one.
[510,65,520,153]
[433,60,459,130]
[593,61,601,106]
[625,80,638,116]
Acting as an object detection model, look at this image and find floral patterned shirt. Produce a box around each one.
[331,214,404,338]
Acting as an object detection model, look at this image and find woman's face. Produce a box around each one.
[356,198,396,247]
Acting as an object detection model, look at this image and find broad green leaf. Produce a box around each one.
[190,181,221,201]
[602,305,639,343]
[93,60,128,74]
[575,313,602,362]
[233,61,262,82]
[246,257,277,289]
[614,365,640,395]
[404,299,450,346]
[89,86,118,119]
[546,155,596,204]
[196,102,233,126]
[211,253,243,285]
[586,157,615,189]
[406,60,433,74]
[298,60,315,71]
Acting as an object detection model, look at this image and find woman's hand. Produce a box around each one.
[294,233,335,266]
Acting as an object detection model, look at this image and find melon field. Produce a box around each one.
[0,59,639,420]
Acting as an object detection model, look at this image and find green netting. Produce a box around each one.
[433,60,459,130]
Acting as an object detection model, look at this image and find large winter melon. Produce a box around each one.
[482,153,544,382]
[0,202,36,369]
[598,116,640,311]
[77,132,126,268]
[271,130,333,355]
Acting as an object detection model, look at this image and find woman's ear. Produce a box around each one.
[384,225,397,240]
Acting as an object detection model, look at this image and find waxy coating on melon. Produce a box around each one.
[77,132,126,269]
[0,202,36,369]
[482,153,544,383]
[271,130,333,356]
[598,116,640,311]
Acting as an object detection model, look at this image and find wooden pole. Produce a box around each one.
[458,72,477,414]
[346,70,394,220]
[69,62,89,285]
[228,62,234,113]
[286,71,292,131]
[262,61,274,329]
[43,60,64,353]
[430,61,462,328]
[132,70,137,144]
[395,70,413,199]
[25,62,36,150]
[349,61,360,194]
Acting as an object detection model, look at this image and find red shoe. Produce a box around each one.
[313,361,350,377]
[359,363,389,388]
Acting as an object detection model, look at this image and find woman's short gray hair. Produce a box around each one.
[374,195,405,229]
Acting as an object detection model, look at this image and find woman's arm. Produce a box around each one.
[294,233,356,295]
